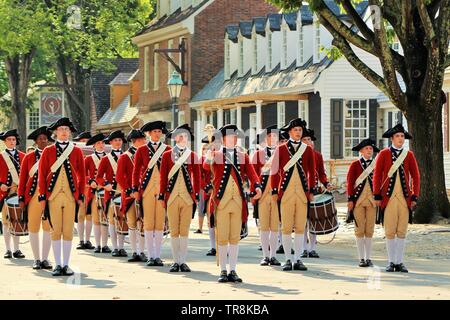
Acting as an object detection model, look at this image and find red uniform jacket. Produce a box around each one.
[116,149,136,215]
[203,148,261,222]
[314,150,329,189]
[346,158,375,203]
[18,150,41,205]
[96,153,121,205]
[38,144,85,202]
[270,141,316,200]
[159,148,201,203]
[251,147,279,195]
[0,149,25,201]
[84,153,104,204]
[132,142,171,195]
[373,147,420,209]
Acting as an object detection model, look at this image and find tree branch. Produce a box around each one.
[417,0,437,44]
[446,54,450,69]
[339,0,375,41]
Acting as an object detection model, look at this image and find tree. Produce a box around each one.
[267,0,450,222]
[0,0,52,149]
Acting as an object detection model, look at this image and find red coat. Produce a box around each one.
[346,158,374,203]
[132,142,171,194]
[96,153,121,204]
[159,149,201,203]
[200,155,212,193]
[84,153,103,204]
[38,144,85,202]
[314,150,329,188]
[270,141,316,200]
[251,147,279,194]
[0,150,25,201]
[373,148,420,209]
[116,150,136,215]
[203,149,261,222]
[18,150,41,205]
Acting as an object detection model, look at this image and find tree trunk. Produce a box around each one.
[406,98,450,222]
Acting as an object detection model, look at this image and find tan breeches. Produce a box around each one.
[353,200,376,238]
[167,196,192,237]
[77,199,92,223]
[48,193,76,241]
[126,203,137,229]
[258,193,279,232]
[215,199,242,246]
[28,193,50,233]
[143,191,165,231]
[384,195,409,239]
[280,195,307,235]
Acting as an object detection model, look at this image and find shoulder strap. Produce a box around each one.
[107,153,118,175]
[283,143,307,172]
[29,157,40,178]
[50,143,75,173]
[147,143,167,170]
[1,151,19,184]
[354,159,376,188]
[387,149,408,178]
[168,149,192,180]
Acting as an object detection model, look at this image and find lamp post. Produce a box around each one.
[167,71,183,129]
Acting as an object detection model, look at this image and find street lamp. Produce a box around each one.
[167,71,183,128]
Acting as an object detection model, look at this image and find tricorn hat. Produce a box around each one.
[140,121,168,134]
[0,129,20,145]
[302,128,317,141]
[280,118,307,132]
[127,129,146,142]
[86,133,106,146]
[166,124,194,139]
[47,117,77,132]
[351,138,380,153]
[382,123,412,139]
[104,130,126,143]
[73,131,92,141]
[27,126,54,142]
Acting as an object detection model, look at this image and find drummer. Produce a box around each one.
[18,126,54,269]
[0,129,26,259]
[300,128,332,259]
[272,119,316,271]
[96,130,127,257]
[85,133,110,253]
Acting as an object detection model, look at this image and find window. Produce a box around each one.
[29,108,39,130]
[230,108,237,124]
[224,39,230,79]
[249,113,257,149]
[252,33,258,74]
[282,27,288,68]
[168,39,174,80]
[392,42,400,52]
[267,31,272,70]
[178,110,185,125]
[298,23,304,65]
[153,43,159,90]
[277,102,286,127]
[315,21,321,61]
[238,36,244,76]
[298,100,309,123]
[144,47,149,92]
[344,99,369,158]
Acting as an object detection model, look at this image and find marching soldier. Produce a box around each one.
[204,124,262,283]
[85,133,110,253]
[300,128,331,259]
[373,124,420,273]
[18,126,54,269]
[271,118,316,272]
[117,129,147,262]
[133,121,171,267]
[38,117,85,276]
[96,130,127,257]
[346,138,379,267]
[1,129,26,259]
[159,124,200,273]
[74,131,94,250]
[251,125,281,266]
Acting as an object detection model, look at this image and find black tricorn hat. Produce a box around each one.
[27,126,54,142]
[0,129,20,145]
[86,133,106,146]
[352,138,380,153]
[201,135,216,144]
[47,117,77,132]
[302,128,317,141]
[127,129,146,142]
[104,130,126,143]
[73,131,92,141]
[280,118,307,131]
[382,123,412,139]
[255,124,280,144]
[218,124,245,138]
[167,123,194,139]
[140,121,168,134]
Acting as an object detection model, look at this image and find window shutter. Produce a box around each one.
[308,93,321,151]
[369,99,378,142]
[330,99,343,159]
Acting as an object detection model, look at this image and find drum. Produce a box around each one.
[113,196,128,235]
[308,193,339,235]
[96,190,108,226]
[6,195,28,236]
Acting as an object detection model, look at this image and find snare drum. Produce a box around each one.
[96,190,108,226]
[308,193,339,235]
[113,196,128,235]
[6,195,28,236]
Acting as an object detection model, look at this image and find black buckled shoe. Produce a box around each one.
[118,249,128,257]
[260,257,270,266]
[13,250,25,259]
[139,253,148,262]
[62,266,74,276]
[227,270,242,283]
[146,258,155,266]
[276,245,284,254]
[269,257,281,266]
[293,260,308,271]
[4,250,12,259]
[218,270,228,283]
[94,246,101,253]
[194,229,202,234]
[282,260,293,271]
[111,249,120,257]
[308,250,320,258]
[84,241,95,250]
[301,250,308,258]
[206,248,216,256]
[258,245,262,251]
[128,253,141,262]
[359,259,368,267]
[76,241,85,250]
[169,263,180,272]
[40,260,52,270]
[32,260,42,270]
[385,262,396,272]
[101,246,112,253]
[396,263,408,273]
[52,265,63,277]
[179,263,191,272]
[153,257,164,266]
[365,259,373,267]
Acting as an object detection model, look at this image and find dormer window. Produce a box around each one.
[315,20,321,61]
[267,31,273,70]
[297,21,304,65]
[225,38,230,79]
[252,31,258,74]
[282,26,288,69]
[238,35,244,76]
